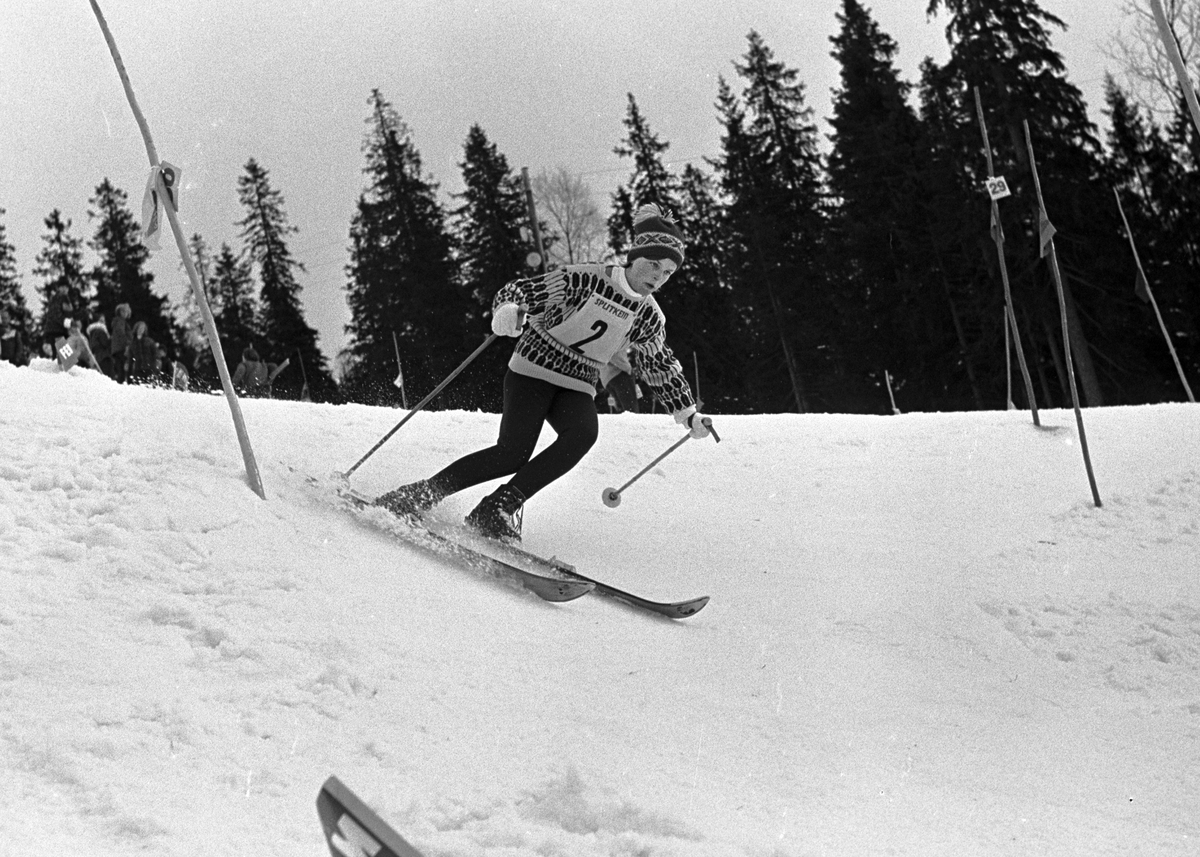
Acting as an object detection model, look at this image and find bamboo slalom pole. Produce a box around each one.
[885,370,900,415]
[342,334,498,479]
[974,88,1039,425]
[89,0,266,498]
[1023,121,1102,508]
[391,330,408,409]
[1149,0,1200,139]
[1112,188,1195,402]
[1003,309,1013,409]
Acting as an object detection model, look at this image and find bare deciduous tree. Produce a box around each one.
[1104,0,1200,118]
[531,166,609,266]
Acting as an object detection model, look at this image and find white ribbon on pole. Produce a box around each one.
[141,161,181,251]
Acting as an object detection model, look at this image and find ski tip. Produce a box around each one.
[664,595,710,618]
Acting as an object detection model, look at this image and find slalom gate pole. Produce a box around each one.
[391,330,408,409]
[1149,0,1200,138]
[601,417,718,508]
[1024,121,1102,509]
[1112,188,1195,403]
[342,334,498,479]
[974,87,1039,425]
[89,0,266,499]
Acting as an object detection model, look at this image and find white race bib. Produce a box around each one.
[544,291,636,363]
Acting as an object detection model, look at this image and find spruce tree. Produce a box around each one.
[1104,78,1181,286]
[211,242,260,372]
[88,178,172,349]
[926,0,1126,406]
[236,158,331,400]
[715,32,829,412]
[173,233,220,384]
[33,210,91,350]
[669,163,748,412]
[1162,88,1200,271]
[606,95,742,410]
[827,0,990,412]
[608,93,681,255]
[911,55,1007,411]
[0,210,33,363]
[344,90,467,406]
[1104,77,1172,209]
[827,0,936,412]
[1110,81,1200,394]
[451,124,530,410]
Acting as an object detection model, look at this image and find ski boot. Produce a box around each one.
[464,484,525,542]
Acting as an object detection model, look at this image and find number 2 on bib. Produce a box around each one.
[568,320,608,354]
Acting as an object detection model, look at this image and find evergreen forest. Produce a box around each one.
[2,0,1198,414]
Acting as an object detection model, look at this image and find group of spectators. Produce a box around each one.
[3,305,292,398]
[56,303,166,385]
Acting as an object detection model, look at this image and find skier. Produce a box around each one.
[232,346,270,397]
[374,203,712,541]
[233,346,290,398]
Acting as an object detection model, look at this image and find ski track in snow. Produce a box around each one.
[1,359,1198,857]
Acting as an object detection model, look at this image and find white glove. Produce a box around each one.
[491,303,526,337]
[687,412,712,439]
[675,406,711,439]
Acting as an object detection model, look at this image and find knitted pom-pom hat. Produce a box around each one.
[626,203,685,267]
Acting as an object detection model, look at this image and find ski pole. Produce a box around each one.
[601,417,717,508]
[342,334,497,479]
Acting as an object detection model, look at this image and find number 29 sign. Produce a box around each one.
[984,176,1012,201]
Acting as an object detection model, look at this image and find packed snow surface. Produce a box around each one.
[1,359,1197,856]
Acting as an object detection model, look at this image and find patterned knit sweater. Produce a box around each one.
[494,264,695,415]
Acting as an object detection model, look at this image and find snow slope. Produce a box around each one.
[1,359,1197,857]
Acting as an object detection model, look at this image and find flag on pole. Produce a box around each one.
[140,162,181,252]
[1135,269,1151,303]
[989,205,1004,244]
[1038,209,1056,258]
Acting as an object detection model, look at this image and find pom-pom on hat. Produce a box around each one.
[626,204,685,267]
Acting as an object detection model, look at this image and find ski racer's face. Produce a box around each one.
[626,257,679,297]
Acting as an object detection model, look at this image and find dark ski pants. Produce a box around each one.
[430,370,599,503]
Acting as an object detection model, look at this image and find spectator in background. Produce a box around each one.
[0,308,26,366]
[59,319,99,371]
[599,347,642,414]
[87,317,113,377]
[110,303,132,382]
[125,320,160,384]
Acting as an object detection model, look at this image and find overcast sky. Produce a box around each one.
[2,0,1124,364]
